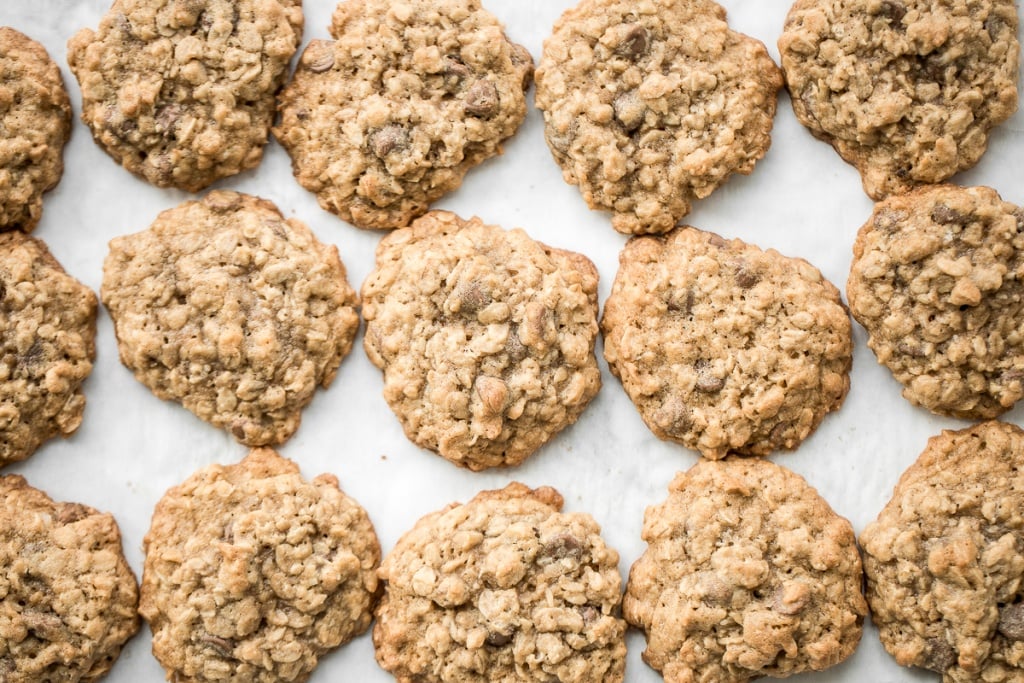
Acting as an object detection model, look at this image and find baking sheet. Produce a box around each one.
[3,0,1022,681]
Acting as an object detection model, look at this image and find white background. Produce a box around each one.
[2,1,1023,681]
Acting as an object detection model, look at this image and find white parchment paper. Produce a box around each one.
[2,1,1022,681]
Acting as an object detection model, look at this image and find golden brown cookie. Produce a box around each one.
[374,482,626,683]
[535,0,782,234]
[274,0,532,230]
[848,185,1024,418]
[361,211,601,470]
[624,458,866,682]
[101,191,359,446]
[861,421,1024,682]
[0,475,139,682]
[780,0,1019,199]
[602,227,852,459]
[67,0,303,191]
[0,27,71,232]
[140,447,381,683]
[0,232,96,467]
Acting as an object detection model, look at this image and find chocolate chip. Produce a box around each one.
[56,503,90,525]
[545,118,578,154]
[655,398,691,432]
[370,125,409,159]
[308,52,335,73]
[156,104,182,138]
[579,605,600,625]
[485,630,514,647]
[201,634,236,657]
[509,42,534,89]
[873,208,906,231]
[0,281,6,302]
[613,90,645,132]
[617,24,649,59]
[694,361,724,393]
[734,264,760,288]
[922,638,956,672]
[707,233,729,248]
[540,534,583,563]
[999,603,1024,640]
[506,326,528,362]
[986,16,1007,41]
[897,341,928,358]
[443,55,472,91]
[878,1,906,24]
[454,280,492,314]
[769,421,792,445]
[931,204,964,225]
[665,287,693,315]
[464,80,499,118]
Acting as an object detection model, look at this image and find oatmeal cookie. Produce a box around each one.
[861,421,1024,683]
[374,482,626,683]
[534,0,782,235]
[140,447,380,683]
[601,226,852,459]
[67,0,303,191]
[624,458,866,682]
[847,185,1024,418]
[779,0,1019,200]
[0,27,71,232]
[0,232,97,467]
[274,0,532,230]
[0,475,139,682]
[361,211,601,470]
[101,190,359,446]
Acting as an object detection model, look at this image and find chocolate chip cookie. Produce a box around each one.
[0,475,139,682]
[0,232,97,467]
[140,447,380,683]
[101,190,359,446]
[535,0,782,235]
[274,0,532,230]
[361,210,601,470]
[624,458,866,682]
[67,0,303,191]
[861,420,1024,682]
[374,482,626,683]
[847,185,1024,418]
[0,27,71,232]
[779,0,1019,199]
[601,227,852,459]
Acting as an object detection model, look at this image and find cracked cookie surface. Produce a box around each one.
[0,27,70,232]
[0,232,96,467]
[847,185,1024,418]
[67,0,302,191]
[274,0,532,230]
[861,421,1024,683]
[779,0,1019,199]
[601,227,852,459]
[101,190,359,446]
[0,475,139,683]
[534,0,782,235]
[624,458,866,682]
[373,482,626,683]
[361,211,601,470]
[140,447,380,683]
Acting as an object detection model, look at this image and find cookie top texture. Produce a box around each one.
[535,0,782,234]
[67,0,303,191]
[861,420,1024,683]
[274,0,532,230]
[601,226,852,459]
[0,232,97,467]
[848,184,1024,418]
[779,0,1019,199]
[139,447,381,683]
[361,210,601,470]
[373,482,627,683]
[624,457,866,682]
[101,190,359,446]
[0,27,71,232]
[0,474,139,683]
